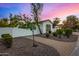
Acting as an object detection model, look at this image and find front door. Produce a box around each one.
[46,24,51,33]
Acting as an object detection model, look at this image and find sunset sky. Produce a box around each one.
[0,3,79,21]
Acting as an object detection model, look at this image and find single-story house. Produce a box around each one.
[40,19,57,33]
[0,19,57,38]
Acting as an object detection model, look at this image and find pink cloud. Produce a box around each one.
[41,3,79,20]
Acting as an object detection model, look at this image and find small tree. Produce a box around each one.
[26,21,37,47]
[31,3,43,34]
[53,17,60,28]
[17,14,38,47]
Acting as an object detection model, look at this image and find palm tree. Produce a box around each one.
[31,3,43,34]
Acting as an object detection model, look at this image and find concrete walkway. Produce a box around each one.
[70,32,79,56]
[26,36,77,56]
[70,36,79,56]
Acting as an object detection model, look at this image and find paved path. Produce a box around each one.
[70,32,79,56]
[70,36,79,56]
[26,36,76,56]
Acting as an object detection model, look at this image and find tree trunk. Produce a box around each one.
[36,20,42,34]
[32,30,35,46]
[32,30,38,47]
[37,23,42,34]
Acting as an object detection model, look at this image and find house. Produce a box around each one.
[39,19,57,33]
[0,19,57,38]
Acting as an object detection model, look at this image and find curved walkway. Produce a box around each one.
[70,36,79,56]
[70,32,79,56]
[26,36,77,56]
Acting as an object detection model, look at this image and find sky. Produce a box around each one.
[0,3,79,21]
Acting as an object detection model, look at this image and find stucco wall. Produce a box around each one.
[0,21,57,38]
[0,28,13,38]
[42,21,57,33]
[0,27,40,38]
[12,28,40,37]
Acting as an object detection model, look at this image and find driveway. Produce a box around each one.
[26,36,77,56]
[71,36,79,56]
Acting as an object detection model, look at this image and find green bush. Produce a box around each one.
[8,23,18,27]
[0,23,9,27]
[56,29,63,34]
[52,29,64,38]
[52,28,73,38]
[64,28,73,38]
[0,21,18,27]
[1,34,13,48]
[18,23,27,29]
[56,29,64,38]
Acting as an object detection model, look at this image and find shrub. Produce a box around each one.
[45,33,50,38]
[48,30,51,34]
[0,23,9,27]
[8,23,18,27]
[52,28,73,38]
[56,29,64,38]
[1,34,13,48]
[18,23,27,29]
[0,21,18,27]
[52,32,57,37]
[64,28,73,38]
